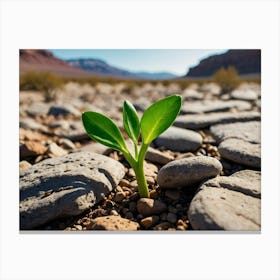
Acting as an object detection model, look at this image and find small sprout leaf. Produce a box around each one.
[140,95,182,144]
[82,111,127,152]
[123,100,140,143]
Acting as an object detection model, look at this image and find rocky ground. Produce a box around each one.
[19,81,261,231]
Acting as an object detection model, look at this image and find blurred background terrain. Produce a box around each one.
[19,49,261,230]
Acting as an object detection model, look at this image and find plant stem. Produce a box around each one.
[134,161,150,198]
[122,143,150,198]
[135,143,150,198]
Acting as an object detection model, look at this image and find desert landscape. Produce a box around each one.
[19,49,261,231]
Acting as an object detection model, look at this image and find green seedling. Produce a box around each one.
[82,95,182,198]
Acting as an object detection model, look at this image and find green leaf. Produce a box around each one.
[82,111,127,152]
[140,95,182,144]
[123,100,140,143]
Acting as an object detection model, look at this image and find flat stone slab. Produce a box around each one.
[188,187,261,230]
[20,151,125,229]
[182,88,204,100]
[230,169,261,185]
[145,147,174,165]
[26,103,50,117]
[20,118,48,133]
[210,121,260,144]
[181,100,251,114]
[174,112,260,129]
[218,138,261,168]
[56,121,90,141]
[48,105,80,116]
[231,89,259,101]
[154,126,202,152]
[157,156,222,189]
[203,171,261,198]
[75,142,113,155]
[199,83,221,95]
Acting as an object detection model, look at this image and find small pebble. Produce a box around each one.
[137,214,144,220]
[129,180,138,189]
[129,201,137,212]
[114,191,126,202]
[74,225,82,230]
[19,160,32,172]
[168,205,177,214]
[119,179,130,187]
[140,216,160,229]
[177,219,188,229]
[115,186,123,192]
[167,212,177,224]
[176,225,186,230]
[153,222,171,230]
[137,198,167,217]
[160,212,167,221]
[149,189,158,199]
[125,212,134,219]
[146,176,155,186]
[110,210,119,216]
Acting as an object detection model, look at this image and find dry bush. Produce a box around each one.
[213,66,240,93]
[20,72,63,101]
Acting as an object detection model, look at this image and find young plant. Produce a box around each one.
[82,95,182,198]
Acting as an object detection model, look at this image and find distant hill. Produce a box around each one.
[185,49,261,77]
[20,50,93,77]
[20,50,178,80]
[134,71,178,80]
[67,58,178,80]
[67,58,137,79]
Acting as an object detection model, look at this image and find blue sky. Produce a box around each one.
[50,49,228,76]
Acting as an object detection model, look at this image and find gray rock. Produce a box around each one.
[58,121,90,141]
[231,89,258,101]
[59,130,89,142]
[27,103,50,117]
[210,121,260,144]
[154,126,202,152]
[188,187,261,230]
[157,156,222,189]
[199,83,221,95]
[182,88,204,100]
[174,112,260,129]
[218,138,261,168]
[20,151,125,229]
[230,169,261,185]
[145,147,174,165]
[49,120,70,130]
[181,100,251,114]
[133,99,151,112]
[166,212,177,224]
[20,118,48,133]
[137,198,167,217]
[75,142,113,155]
[48,105,80,116]
[203,173,261,199]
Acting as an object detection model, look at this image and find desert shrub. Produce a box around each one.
[213,66,240,93]
[20,72,63,101]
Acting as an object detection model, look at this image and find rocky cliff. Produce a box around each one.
[186,50,261,77]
